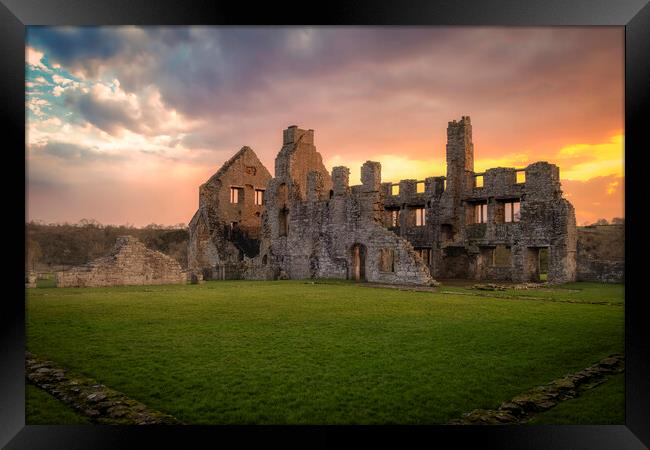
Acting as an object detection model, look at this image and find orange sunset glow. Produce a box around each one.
[26,26,624,226]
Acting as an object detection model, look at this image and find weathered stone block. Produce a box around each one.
[56,236,186,288]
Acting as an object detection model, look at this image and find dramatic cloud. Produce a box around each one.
[25,26,624,226]
[27,27,127,76]
[26,46,49,70]
[34,141,129,163]
[562,175,625,226]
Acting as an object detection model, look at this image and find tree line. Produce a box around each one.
[26,219,189,272]
[579,218,624,227]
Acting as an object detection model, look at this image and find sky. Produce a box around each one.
[25,26,624,227]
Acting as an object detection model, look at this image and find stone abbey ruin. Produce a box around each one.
[188,146,272,280]
[56,236,185,287]
[46,115,622,288]
[188,116,622,286]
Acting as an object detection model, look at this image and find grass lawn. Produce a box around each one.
[439,282,624,305]
[25,280,623,424]
[528,372,625,424]
[26,383,91,424]
[36,278,57,288]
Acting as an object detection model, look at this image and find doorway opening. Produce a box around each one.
[350,243,367,282]
[539,247,549,281]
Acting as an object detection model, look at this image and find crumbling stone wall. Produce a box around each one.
[379,117,577,283]
[576,225,624,283]
[56,236,185,287]
[195,116,590,285]
[25,272,37,288]
[187,146,272,279]
[255,127,435,286]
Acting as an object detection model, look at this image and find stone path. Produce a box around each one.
[448,353,624,425]
[26,352,182,425]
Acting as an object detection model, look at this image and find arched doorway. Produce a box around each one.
[350,243,366,282]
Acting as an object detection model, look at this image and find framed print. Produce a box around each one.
[3,0,649,448]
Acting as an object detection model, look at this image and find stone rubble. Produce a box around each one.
[26,352,182,425]
[448,353,624,425]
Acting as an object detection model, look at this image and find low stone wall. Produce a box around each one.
[449,353,624,424]
[577,259,625,284]
[26,352,181,424]
[576,225,624,283]
[56,236,186,288]
[25,272,37,288]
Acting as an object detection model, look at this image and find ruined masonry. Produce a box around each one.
[188,146,272,280]
[188,116,594,285]
[56,236,186,287]
[576,224,624,283]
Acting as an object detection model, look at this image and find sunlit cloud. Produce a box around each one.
[555,134,624,180]
[562,175,624,225]
[25,26,624,226]
[607,180,619,195]
[26,46,49,70]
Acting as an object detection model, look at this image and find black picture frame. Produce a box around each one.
[3,0,648,448]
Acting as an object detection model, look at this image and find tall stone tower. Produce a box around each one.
[439,116,475,240]
[445,116,474,195]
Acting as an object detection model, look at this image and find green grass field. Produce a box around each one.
[529,372,625,425]
[26,383,91,425]
[36,277,57,289]
[26,280,624,424]
[440,282,624,305]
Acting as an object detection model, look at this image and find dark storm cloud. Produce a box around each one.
[28,27,471,115]
[27,27,126,73]
[26,26,624,226]
[63,88,136,135]
[28,27,623,151]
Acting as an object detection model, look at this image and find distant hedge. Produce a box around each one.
[26,221,189,270]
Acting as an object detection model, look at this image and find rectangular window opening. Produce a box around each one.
[516,171,526,184]
[416,182,425,193]
[493,245,512,267]
[230,187,243,204]
[391,184,400,196]
[474,203,488,224]
[379,248,395,272]
[504,201,521,222]
[441,224,453,242]
[389,210,400,228]
[255,189,265,205]
[475,175,484,188]
[415,207,426,226]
